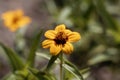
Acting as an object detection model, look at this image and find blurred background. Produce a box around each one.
[0,0,120,80]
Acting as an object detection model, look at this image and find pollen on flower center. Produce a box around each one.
[54,31,68,45]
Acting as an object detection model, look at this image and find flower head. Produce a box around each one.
[42,24,81,55]
[1,9,31,32]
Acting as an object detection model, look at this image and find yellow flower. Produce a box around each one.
[2,9,31,32]
[42,24,81,55]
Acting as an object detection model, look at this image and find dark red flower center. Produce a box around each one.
[13,17,20,24]
[54,31,68,45]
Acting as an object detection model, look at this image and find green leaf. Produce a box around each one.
[26,30,43,67]
[36,52,51,60]
[2,74,21,80]
[94,0,118,30]
[82,0,94,19]
[37,53,85,80]
[63,60,84,80]
[28,68,56,80]
[45,54,59,71]
[0,43,24,71]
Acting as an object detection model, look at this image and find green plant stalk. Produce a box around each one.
[60,53,63,80]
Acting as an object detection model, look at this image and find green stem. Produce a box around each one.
[60,53,63,80]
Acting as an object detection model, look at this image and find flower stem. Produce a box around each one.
[60,53,63,80]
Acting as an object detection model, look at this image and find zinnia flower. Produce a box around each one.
[1,9,31,32]
[42,24,81,55]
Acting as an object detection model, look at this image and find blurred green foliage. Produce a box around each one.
[0,0,120,80]
[45,0,120,79]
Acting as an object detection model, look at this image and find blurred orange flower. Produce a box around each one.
[42,24,81,55]
[2,9,31,32]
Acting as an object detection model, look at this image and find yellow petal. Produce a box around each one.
[42,40,54,48]
[17,17,31,27]
[68,32,81,42]
[3,19,13,27]
[62,42,73,54]
[55,24,66,32]
[65,29,72,35]
[50,44,61,55]
[2,11,14,20]
[45,30,57,39]
[2,12,14,27]
[15,10,23,17]
[9,24,18,32]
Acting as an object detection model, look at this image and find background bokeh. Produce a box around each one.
[0,0,120,80]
